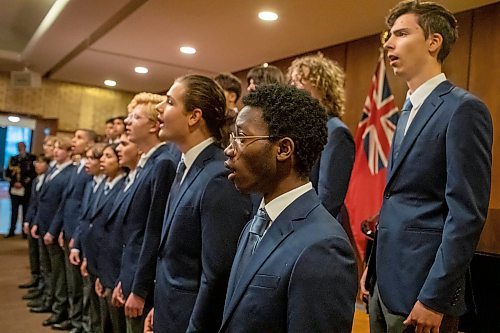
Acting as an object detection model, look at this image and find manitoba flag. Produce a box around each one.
[344,52,399,259]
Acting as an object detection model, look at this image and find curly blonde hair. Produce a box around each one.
[127,92,165,122]
[287,53,346,118]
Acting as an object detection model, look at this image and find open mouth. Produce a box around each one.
[388,54,399,64]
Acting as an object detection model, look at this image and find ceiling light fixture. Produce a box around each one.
[104,80,117,87]
[135,66,148,74]
[258,11,278,21]
[8,116,21,123]
[180,46,196,55]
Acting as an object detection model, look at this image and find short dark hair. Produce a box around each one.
[176,74,227,143]
[386,0,458,63]
[36,154,51,165]
[77,129,97,143]
[88,143,106,159]
[105,118,114,125]
[114,116,125,123]
[242,84,327,178]
[214,73,242,102]
[246,65,285,86]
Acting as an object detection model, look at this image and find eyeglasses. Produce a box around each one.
[229,133,279,149]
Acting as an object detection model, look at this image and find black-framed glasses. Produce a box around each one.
[229,133,280,149]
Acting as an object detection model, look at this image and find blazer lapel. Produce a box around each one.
[222,190,320,324]
[159,144,219,247]
[387,81,453,186]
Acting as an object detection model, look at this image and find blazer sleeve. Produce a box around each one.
[287,237,358,333]
[418,97,492,314]
[131,159,176,299]
[187,175,251,332]
[317,125,355,217]
[25,181,39,224]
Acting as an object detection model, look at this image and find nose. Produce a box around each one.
[155,100,166,114]
[224,142,235,157]
[383,33,393,50]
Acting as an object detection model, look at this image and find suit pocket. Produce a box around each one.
[249,274,280,289]
[406,226,443,234]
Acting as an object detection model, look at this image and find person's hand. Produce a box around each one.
[30,225,39,239]
[404,300,444,333]
[69,238,75,249]
[69,249,81,265]
[43,233,54,245]
[23,222,30,235]
[360,266,369,298]
[95,278,105,298]
[111,282,126,307]
[80,258,89,277]
[125,293,145,318]
[144,308,154,333]
[58,232,64,247]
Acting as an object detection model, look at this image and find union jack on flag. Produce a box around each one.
[357,53,399,175]
[344,51,399,259]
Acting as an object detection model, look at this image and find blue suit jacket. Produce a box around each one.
[25,176,43,225]
[103,144,177,293]
[33,165,75,236]
[310,116,354,218]
[51,166,92,239]
[220,189,357,333]
[154,143,252,333]
[85,177,125,277]
[375,81,492,316]
[72,179,97,251]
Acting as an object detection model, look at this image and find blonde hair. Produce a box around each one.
[127,92,165,122]
[287,53,346,118]
[43,135,57,145]
[55,136,72,151]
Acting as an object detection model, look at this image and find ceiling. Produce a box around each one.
[0,0,496,93]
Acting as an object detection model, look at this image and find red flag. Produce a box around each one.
[344,52,399,259]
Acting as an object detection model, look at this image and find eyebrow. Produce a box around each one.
[390,28,410,35]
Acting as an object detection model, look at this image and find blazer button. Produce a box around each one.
[384,192,390,199]
[122,244,125,248]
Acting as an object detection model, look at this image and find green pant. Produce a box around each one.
[63,240,83,329]
[47,242,68,318]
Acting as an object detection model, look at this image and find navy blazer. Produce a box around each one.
[85,177,126,277]
[103,144,177,292]
[33,165,75,236]
[374,81,492,316]
[220,189,357,333]
[310,116,354,218]
[51,165,92,239]
[74,180,104,255]
[154,143,252,333]
[25,176,43,225]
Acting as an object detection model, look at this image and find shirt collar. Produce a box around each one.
[105,173,126,190]
[56,160,73,170]
[137,142,165,169]
[260,182,313,222]
[408,73,447,109]
[93,174,105,185]
[182,137,215,171]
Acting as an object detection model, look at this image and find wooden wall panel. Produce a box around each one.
[442,11,472,89]
[468,4,500,254]
[344,35,383,134]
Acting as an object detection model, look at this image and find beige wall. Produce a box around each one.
[0,73,133,133]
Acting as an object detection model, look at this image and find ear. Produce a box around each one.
[148,120,161,134]
[187,108,203,127]
[276,137,294,162]
[428,32,443,56]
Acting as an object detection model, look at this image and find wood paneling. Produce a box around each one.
[468,4,500,254]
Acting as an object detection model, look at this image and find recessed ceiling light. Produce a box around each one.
[8,116,20,123]
[180,46,196,55]
[135,66,148,74]
[258,11,278,21]
[104,80,117,87]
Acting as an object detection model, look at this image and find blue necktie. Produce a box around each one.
[234,208,271,284]
[169,159,186,198]
[393,98,413,159]
[104,184,110,195]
